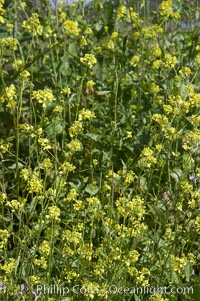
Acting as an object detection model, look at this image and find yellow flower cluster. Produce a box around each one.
[116,196,145,219]
[32,88,55,108]
[20,168,31,181]
[33,257,47,269]
[123,250,140,267]
[86,197,100,206]
[40,158,53,170]
[69,120,83,137]
[63,20,80,36]
[46,206,61,221]
[0,258,16,274]
[27,172,43,194]
[22,13,43,36]
[0,0,5,23]
[78,243,93,261]
[1,37,19,50]
[117,5,126,19]
[182,130,200,152]
[111,32,118,40]
[86,80,95,89]
[0,84,17,109]
[164,54,177,69]
[170,254,187,277]
[150,295,169,301]
[59,162,76,173]
[38,138,52,150]
[80,53,97,69]
[0,192,7,203]
[130,55,140,67]
[102,39,115,50]
[62,229,82,244]
[159,0,180,19]
[6,199,24,211]
[39,240,50,256]
[65,188,78,202]
[152,59,162,69]
[139,147,157,168]
[78,108,96,121]
[73,199,85,211]
[66,139,82,152]
[0,229,10,250]
[179,66,192,77]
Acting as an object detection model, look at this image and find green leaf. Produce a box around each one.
[85,133,101,141]
[184,263,191,282]
[60,60,71,76]
[96,90,112,95]
[170,168,182,181]
[46,118,64,136]
[85,184,99,196]
[148,204,168,224]
[8,162,24,169]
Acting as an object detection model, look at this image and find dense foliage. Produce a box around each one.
[0,0,199,300]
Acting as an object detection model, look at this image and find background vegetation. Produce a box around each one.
[0,0,199,300]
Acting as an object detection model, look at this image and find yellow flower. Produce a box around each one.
[20,168,31,181]
[150,295,169,301]
[152,60,162,69]
[34,257,47,269]
[63,20,80,36]
[78,108,96,121]
[27,173,43,194]
[85,27,93,35]
[0,258,16,274]
[130,55,140,67]
[117,5,126,19]
[69,121,83,137]
[13,59,24,69]
[0,84,17,109]
[1,37,19,50]
[139,147,157,167]
[73,200,85,211]
[65,188,78,202]
[38,138,52,150]
[59,162,76,173]
[22,13,43,36]
[152,46,162,58]
[179,66,192,76]
[80,53,97,69]
[32,88,55,108]
[164,54,177,69]
[111,32,118,39]
[46,206,61,221]
[0,229,10,250]
[80,36,87,46]
[39,241,50,256]
[40,158,53,169]
[62,87,71,95]
[66,139,82,152]
[86,80,95,89]
[0,192,7,203]
[20,70,30,80]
